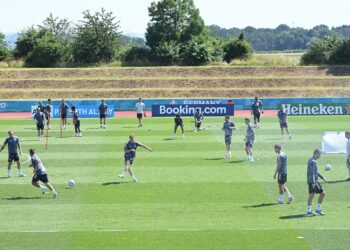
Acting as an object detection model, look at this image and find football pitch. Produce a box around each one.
[0,116,349,250]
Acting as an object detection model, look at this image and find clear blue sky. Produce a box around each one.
[0,0,349,34]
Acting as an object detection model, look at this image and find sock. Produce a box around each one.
[307,205,312,212]
[8,170,11,176]
[18,169,23,175]
[317,204,321,210]
[279,194,284,201]
[182,133,184,138]
[286,190,292,198]
[51,189,57,194]
[39,185,47,191]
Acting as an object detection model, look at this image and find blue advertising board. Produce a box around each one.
[51,105,114,118]
[152,104,234,117]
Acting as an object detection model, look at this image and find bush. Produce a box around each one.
[223,37,252,63]
[154,41,181,65]
[121,46,152,66]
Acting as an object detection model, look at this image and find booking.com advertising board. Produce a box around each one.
[152,104,234,117]
[0,97,349,117]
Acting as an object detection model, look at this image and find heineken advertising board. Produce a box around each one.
[283,103,350,116]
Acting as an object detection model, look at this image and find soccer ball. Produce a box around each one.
[325,164,332,171]
[68,179,76,187]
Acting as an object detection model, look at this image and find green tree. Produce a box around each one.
[146,0,206,64]
[72,8,121,64]
[38,13,75,45]
[0,32,10,61]
[13,27,42,59]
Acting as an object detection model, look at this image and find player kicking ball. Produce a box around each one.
[174,113,184,140]
[244,118,256,161]
[273,145,293,204]
[307,149,327,216]
[118,134,153,183]
[29,149,58,198]
[222,115,235,158]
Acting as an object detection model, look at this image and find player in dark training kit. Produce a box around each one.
[0,130,24,177]
[60,99,69,130]
[244,118,257,161]
[173,113,184,140]
[99,99,108,129]
[29,149,58,198]
[277,104,291,139]
[33,108,46,141]
[45,99,52,129]
[118,134,153,183]
[273,145,293,204]
[194,108,204,131]
[71,106,82,137]
[222,115,235,159]
[251,97,263,128]
[306,149,327,216]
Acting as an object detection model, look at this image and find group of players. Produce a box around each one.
[1,96,350,216]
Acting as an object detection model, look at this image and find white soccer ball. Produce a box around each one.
[325,164,332,171]
[68,179,76,187]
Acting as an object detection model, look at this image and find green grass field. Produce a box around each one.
[0,116,349,250]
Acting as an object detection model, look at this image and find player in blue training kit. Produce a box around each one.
[45,99,52,129]
[29,149,58,198]
[118,134,153,183]
[273,145,293,204]
[244,118,257,161]
[194,108,204,131]
[71,106,82,137]
[174,113,184,140]
[0,130,24,177]
[306,149,327,216]
[251,97,263,128]
[60,99,69,129]
[222,115,235,158]
[99,99,108,129]
[277,104,291,139]
[33,107,46,141]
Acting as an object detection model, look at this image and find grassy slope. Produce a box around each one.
[0,116,349,249]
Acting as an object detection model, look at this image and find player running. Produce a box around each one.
[99,99,108,129]
[173,113,184,140]
[306,149,327,216]
[345,132,350,180]
[0,130,24,177]
[135,98,146,127]
[251,97,263,128]
[45,99,52,129]
[33,107,46,141]
[29,149,58,198]
[118,134,153,183]
[71,106,82,137]
[60,99,69,129]
[194,108,204,131]
[273,145,293,204]
[277,104,291,139]
[244,118,256,161]
[222,115,235,159]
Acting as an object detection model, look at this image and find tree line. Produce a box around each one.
[0,0,349,67]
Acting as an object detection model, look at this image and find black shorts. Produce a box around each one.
[195,121,201,127]
[278,173,287,184]
[246,140,254,148]
[125,157,135,165]
[45,112,50,119]
[280,122,288,128]
[225,134,232,145]
[75,120,80,127]
[308,182,324,194]
[175,124,184,129]
[32,174,49,183]
[61,114,67,119]
[100,114,106,119]
[8,153,20,162]
[37,124,44,130]
[253,113,261,122]
[347,156,350,167]
[137,113,143,119]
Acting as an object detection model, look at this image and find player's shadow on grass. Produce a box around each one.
[205,158,222,161]
[2,196,47,201]
[163,138,174,141]
[279,214,307,220]
[0,177,10,180]
[123,126,138,129]
[102,182,129,186]
[327,179,350,184]
[242,203,277,208]
[226,160,246,164]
